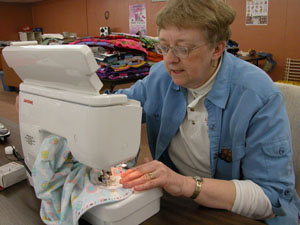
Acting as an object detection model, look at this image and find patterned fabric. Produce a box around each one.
[69,38,147,54]
[69,35,154,81]
[97,63,149,80]
[32,135,133,225]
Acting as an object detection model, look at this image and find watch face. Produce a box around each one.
[193,176,203,182]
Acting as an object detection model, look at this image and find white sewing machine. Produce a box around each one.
[3,45,162,225]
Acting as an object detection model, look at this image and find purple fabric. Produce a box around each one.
[97,64,150,80]
[75,41,114,48]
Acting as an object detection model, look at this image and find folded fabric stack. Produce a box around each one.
[69,33,163,81]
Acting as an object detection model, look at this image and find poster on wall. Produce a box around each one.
[245,0,268,25]
[129,4,147,35]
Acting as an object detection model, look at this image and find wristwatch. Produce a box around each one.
[190,176,203,199]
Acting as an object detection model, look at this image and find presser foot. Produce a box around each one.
[89,163,128,187]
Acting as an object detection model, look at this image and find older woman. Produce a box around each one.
[118,0,300,224]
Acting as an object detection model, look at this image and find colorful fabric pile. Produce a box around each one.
[69,33,163,81]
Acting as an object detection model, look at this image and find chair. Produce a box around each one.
[275,82,300,195]
[284,58,300,83]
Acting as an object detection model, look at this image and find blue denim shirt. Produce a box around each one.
[116,51,300,224]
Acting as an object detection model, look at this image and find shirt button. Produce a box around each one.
[192,121,195,125]
[279,149,285,155]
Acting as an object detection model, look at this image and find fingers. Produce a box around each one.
[120,164,155,184]
[133,178,160,191]
[122,172,156,188]
[120,160,162,191]
[120,168,144,183]
[122,170,160,191]
[121,158,154,181]
[121,160,187,197]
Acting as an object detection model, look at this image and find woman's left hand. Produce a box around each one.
[120,158,194,197]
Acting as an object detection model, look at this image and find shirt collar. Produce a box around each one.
[206,51,232,109]
[188,54,223,98]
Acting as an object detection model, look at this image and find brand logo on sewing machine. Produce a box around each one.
[24,99,33,105]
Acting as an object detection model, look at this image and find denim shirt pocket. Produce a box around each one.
[261,140,292,180]
[262,141,289,158]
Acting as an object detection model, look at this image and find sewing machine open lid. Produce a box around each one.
[3,45,128,106]
[3,45,102,95]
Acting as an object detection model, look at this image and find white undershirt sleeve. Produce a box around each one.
[231,180,275,219]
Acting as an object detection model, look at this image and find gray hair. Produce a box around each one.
[156,0,236,46]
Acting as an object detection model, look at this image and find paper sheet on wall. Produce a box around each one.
[246,0,268,25]
[129,4,147,36]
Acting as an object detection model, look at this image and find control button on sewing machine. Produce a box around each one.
[0,123,10,141]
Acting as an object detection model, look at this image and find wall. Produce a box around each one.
[31,0,88,37]
[227,0,300,81]
[86,0,166,37]
[30,0,165,37]
[0,3,33,40]
[283,0,300,59]
[2,0,300,81]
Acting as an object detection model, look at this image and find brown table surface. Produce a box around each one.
[239,54,266,66]
[0,116,264,225]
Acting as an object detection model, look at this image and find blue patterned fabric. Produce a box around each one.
[32,134,133,225]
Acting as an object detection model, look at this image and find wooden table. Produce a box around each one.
[0,117,42,225]
[239,54,266,66]
[0,116,264,225]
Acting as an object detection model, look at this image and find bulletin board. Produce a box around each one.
[245,0,268,25]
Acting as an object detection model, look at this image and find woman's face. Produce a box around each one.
[159,26,225,89]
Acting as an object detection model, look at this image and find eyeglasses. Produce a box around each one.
[155,43,207,59]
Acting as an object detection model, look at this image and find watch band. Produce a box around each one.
[191,176,203,199]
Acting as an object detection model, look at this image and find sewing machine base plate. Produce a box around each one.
[82,187,163,225]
